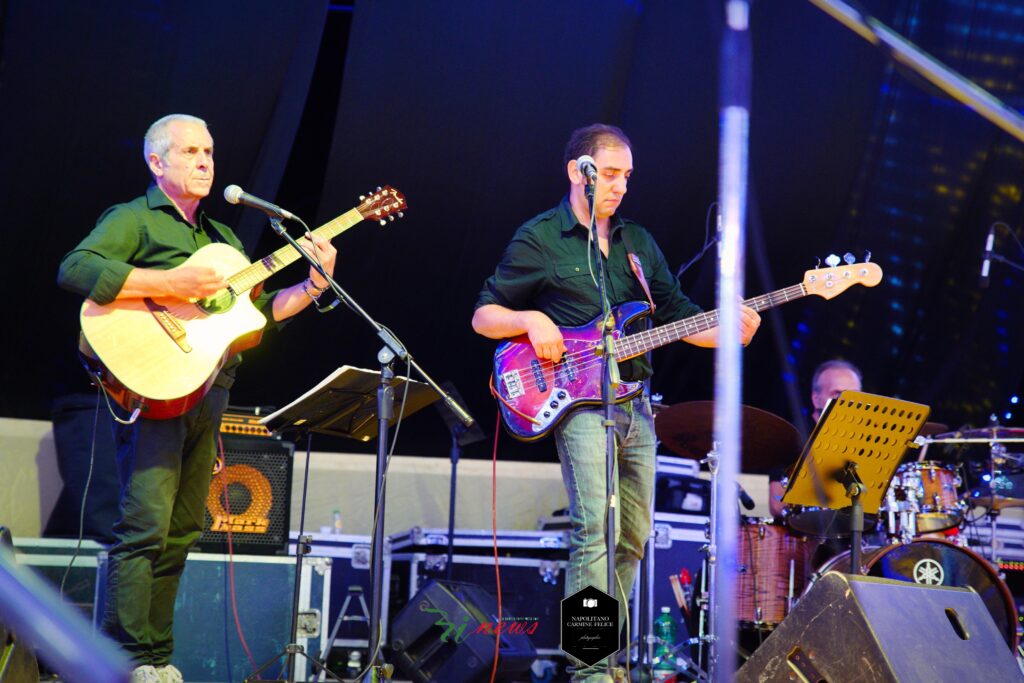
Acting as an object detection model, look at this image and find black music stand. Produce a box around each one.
[782,391,929,573]
[261,365,439,439]
[434,381,486,580]
[248,366,439,682]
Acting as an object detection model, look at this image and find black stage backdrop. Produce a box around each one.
[0,1,328,419]
[2,0,1023,463]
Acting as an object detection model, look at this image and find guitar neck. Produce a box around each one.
[226,207,365,293]
[617,282,807,360]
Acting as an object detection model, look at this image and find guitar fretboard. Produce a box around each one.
[616,283,807,360]
[226,207,364,294]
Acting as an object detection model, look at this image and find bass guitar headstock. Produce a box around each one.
[803,252,883,299]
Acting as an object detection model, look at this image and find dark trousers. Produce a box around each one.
[101,386,229,666]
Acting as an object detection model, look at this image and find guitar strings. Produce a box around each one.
[225,209,362,293]
[501,284,808,396]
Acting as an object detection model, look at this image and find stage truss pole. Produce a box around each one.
[710,1,751,681]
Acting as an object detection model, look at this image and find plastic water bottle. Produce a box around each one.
[652,606,678,682]
[332,509,344,534]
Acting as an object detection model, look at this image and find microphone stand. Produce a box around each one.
[583,179,622,679]
[264,216,474,682]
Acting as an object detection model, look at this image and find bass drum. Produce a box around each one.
[809,539,1018,650]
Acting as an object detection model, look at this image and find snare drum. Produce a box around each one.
[883,461,964,534]
[735,519,814,627]
[807,539,1018,650]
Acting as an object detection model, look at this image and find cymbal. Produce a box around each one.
[655,401,802,474]
[651,402,670,416]
[968,495,1024,511]
[919,421,949,437]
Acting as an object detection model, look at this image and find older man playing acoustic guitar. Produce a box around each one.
[58,114,336,683]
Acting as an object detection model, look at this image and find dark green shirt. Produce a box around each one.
[475,196,702,381]
[58,184,276,388]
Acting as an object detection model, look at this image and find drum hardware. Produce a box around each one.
[922,430,1024,565]
[883,480,916,544]
[651,400,803,677]
[969,494,1024,510]
[782,391,930,574]
[880,461,966,541]
[902,425,1024,564]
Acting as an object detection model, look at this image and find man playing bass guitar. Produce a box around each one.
[472,123,760,682]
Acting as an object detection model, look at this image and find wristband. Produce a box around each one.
[302,278,323,301]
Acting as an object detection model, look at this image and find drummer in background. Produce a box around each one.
[768,359,863,517]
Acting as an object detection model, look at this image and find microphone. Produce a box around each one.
[737,483,755,511]
[576,155,598,184]
[980,224,996,288]
[224,184,294,220]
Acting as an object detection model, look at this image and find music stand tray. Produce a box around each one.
[259,365,439,439]
[783,390,929,515]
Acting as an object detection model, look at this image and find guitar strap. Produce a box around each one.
[620,228,656,313]
[620,228,654,396]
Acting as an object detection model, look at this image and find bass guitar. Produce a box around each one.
[79,186,406,419]
[491,260,882,441]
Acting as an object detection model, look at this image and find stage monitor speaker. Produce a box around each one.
[195,434,293,555]
[389,580,536,683]
[0,633,39,683]
[735,572,1022,682]
[0,526,40,683]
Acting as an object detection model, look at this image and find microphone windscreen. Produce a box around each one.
[223,184,243,204]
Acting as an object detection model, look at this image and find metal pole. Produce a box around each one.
[711,1,751,681]
[807,0,1024,143]
[368,350,396,676]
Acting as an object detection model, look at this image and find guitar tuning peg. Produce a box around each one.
[379,219,387,226]
[814,257,822,269]
[359,195,366,201]
[388,215,395,222]
[863,250,872,263]
[825,254,840,268]
[843,252,855,265]
[376,186,382,192]
[397,212,404,218]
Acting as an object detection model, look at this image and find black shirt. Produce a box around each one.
[58,185,277,388]
[475,196,702,381]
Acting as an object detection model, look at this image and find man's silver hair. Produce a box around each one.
[143,114,208,162]
[811,359,862,393]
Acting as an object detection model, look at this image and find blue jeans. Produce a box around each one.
[555,394,655,681]
[101,386,229,666]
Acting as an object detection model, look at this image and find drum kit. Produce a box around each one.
[652,402,1024,663]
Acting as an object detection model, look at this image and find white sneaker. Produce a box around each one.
[157,665,184,683]
[131,666,161,683]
